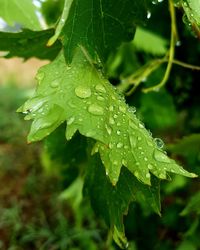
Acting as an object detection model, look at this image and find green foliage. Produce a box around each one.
[133,27,168,55]
[0,0,41,30]
[0,0,200,249]
[50,0,150,62]
[0,29,61,60]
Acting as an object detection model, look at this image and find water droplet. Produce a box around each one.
[67,117,75,125]
[109,143,113,149]
[109,106,114,111]
[139,123,144,128]
[51,79,59,88]
[97,96,105,101]
[116,130,121,135]
[144,157,148,161]
[114,114,118,119]
[153,149,171,163]
[109,117,115,125]
[105,124,112,135]
[129,136,137,147]
[106,171,109,176]
[134,171,139,178]
[146,173,151,178]
[137,137,142,141]
[119,106,126,113]
[88,104,104,115]
[36,72,45,81]
[154,138,164,148]
[128,107,136,114]
[148,164,153,170]
[159,173,166,179]
[147,10,151,19]
[95,84,106,93]
[75,85,92,98]
[176,40,181,46]
[122,159,127,165]
[117,122,121,126]
[117,142,123,148]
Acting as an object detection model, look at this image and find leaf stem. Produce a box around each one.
[142,0,177,93]
[47,0,73,46]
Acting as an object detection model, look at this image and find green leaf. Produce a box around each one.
[168,134,200,175]
[0,29,61,60]
[139,89,177,130]
[0,0,41,30]
[50,0,150,62]
[181,191,200,216]
[84,155,160,248]
[18,47,196,186]
[133,27,168,56]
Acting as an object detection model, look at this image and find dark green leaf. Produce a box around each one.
[84,155,160,248]
[57,0,150,62]
[0,29,61,60]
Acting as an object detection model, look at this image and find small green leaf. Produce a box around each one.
[0,0,41,30]
[84,156,160,248]
[18,47,196,186]
[0,29,61,60]
[133,27,168,55]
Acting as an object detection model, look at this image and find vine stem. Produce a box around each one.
[142,0,177,93]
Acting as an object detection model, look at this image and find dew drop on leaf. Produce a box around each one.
[154,138,164,148]
[51,79,60,88]
[153,149,171,163]
[97,96,105,101]
[88,104,104,115]
[36,72,45,81]
[148,164,153,170]
[95,84,106,93]
[75,85,92,98]
[109,117,115,125]
[116,142,123,148]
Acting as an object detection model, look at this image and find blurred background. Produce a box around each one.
[0,0,200,250]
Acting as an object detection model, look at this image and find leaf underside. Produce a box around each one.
[18,48,196,186]
[0,29,61,61]
[0,0,41,30]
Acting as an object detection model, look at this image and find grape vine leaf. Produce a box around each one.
[0,29,61,60]
[18,47,197,186]
[49,0,151,62]
[84,155,160,248]
[0,0,41,30]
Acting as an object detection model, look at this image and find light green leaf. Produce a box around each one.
[84,156,160,248]
[133,27,168,55]
[18,47,196,186]
[0,0,41,30]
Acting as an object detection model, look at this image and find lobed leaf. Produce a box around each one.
[84,156,160,248]
[18,47,196,186]
[49,0,151,62]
